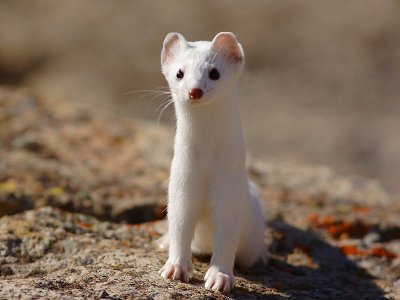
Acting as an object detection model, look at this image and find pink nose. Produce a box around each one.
[189,88,203,100]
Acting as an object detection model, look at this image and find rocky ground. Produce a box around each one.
[0,87,399,299]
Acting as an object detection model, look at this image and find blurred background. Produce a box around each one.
[0,1,399,189]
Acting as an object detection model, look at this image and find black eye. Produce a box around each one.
[209,68,220,80]
[176,69,184,80]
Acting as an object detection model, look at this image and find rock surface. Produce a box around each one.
[0,88,399,299]
[0,88,171,223]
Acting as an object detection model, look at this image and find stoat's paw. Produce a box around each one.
[159,260,191,282]
[204,266,234,293]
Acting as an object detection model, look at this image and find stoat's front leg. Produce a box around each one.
[204,172,244,293]
[159,158,203,282]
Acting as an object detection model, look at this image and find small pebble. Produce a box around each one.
[0,265,14,276]
[363,232,380,247]
[98,290,109,299]
[12,134,43,153]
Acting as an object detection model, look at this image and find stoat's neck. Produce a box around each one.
[174,88,244,153]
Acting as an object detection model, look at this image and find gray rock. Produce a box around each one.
[0,265,14,276]
[0,88,399,299]
[0,207,394,299]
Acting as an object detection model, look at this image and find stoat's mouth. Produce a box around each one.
[189,98,203,104]
[187,99,209,106]
[188,97,214,106]
[181,89,215,106]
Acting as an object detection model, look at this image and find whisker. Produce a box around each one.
[153,96,173,117]
[137,91,170,102]
[124,87,171,114]
[123,86,169,95]
[124,87,172,115]
[123,86,174,124]
[157,99,174,125]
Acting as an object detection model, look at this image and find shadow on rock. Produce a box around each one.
[234,221,386,300]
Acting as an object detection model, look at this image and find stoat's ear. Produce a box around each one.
[161,32,186,72]
[211,32,244,65]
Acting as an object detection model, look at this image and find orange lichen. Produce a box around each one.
[307,214,319,225]
[339,245,366,256]
[307,214,368,239]
[339,245,397,259]
[76,222,92,228]
[352,205,371,213]
[369,246,397,259]
[321,215,335,227]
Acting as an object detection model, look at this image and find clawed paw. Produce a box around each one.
[159,261,191,282]
[204,266,234,293]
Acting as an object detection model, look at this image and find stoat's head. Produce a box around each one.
[161,32,244,106]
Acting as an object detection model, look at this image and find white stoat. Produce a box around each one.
[158,32,268,293]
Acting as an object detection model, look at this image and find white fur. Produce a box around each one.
[158,32,268,293]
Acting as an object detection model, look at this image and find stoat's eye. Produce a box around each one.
[209,68,220,80]
[176,69,184,80]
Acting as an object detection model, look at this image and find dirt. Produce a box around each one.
[0,88,399,299]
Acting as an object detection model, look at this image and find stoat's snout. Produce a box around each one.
[188,88,203,101]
